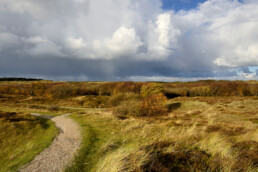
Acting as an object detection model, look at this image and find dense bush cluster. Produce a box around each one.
[112,83,168,117]
[140,83,163,97]
[140,93,167,117]
[164,81,258,97]
[1,80,258,117]
[1,80,257,98]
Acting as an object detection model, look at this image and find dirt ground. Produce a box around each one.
[19,114,81,172]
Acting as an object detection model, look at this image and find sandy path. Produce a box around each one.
[19,114,81,172]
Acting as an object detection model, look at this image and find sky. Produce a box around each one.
[162,0,207,11]
[0,0,258,81]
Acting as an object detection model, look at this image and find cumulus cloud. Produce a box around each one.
[92,26,143,59]
[148,13,181,58]
[0,0,258,80]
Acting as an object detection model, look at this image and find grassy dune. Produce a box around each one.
[68,97,258,172]
[0,111,58,172]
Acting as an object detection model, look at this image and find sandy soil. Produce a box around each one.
[19,114,81,172]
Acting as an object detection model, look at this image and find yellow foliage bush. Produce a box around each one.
[140,83,164,98]
[140,93,167,116]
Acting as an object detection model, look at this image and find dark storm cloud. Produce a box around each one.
[0,0,258,81]
[0,54,238,81]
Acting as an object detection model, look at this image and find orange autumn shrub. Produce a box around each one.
[140,83,164,98]
[140,93,167,117]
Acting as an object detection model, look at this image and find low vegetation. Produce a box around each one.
[0,80,257,171]
[67,97,258,171]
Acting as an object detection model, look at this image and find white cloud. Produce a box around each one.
[148,13,181,58]
[93,26,143,59]
[66,37,88,50]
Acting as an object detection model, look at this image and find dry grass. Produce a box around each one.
[68,97,258,171]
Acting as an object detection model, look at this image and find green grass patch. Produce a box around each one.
[0,111,58,172]
[66,113,124,172]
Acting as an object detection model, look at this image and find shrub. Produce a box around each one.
[113,82,143,94]
[31,82,48,96]
[140,83,164,98]
[108,93,125,107]
[209,82,251,96]
[187,86,211,97]
[113,100,140,116]
[140,93,167,116]
[45,84,75,99]
[98,82,117,96]
[109,92,140,107]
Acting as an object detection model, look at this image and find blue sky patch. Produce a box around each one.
[162,0,207,11]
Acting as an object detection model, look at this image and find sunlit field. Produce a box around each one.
[0,80,257,171]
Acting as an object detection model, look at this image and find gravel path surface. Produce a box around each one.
[19,114,81,172]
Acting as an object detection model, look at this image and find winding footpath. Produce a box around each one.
[19,114,81,172]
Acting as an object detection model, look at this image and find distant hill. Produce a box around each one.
[0,78,42,81]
